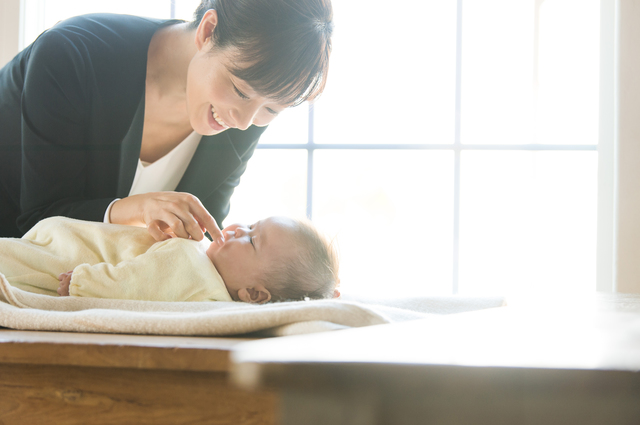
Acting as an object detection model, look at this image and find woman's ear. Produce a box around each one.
[195,9,219,50]
[238,284,271,304]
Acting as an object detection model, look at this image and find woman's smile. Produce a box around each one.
[208,105,229,131]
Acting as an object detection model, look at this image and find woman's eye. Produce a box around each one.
[266,107,279,116]
[234,85,250,100]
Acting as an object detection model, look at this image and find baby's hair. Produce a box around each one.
[261,218,339,302]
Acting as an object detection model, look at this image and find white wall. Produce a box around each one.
[615,0,640,293]
[0,0,21,68]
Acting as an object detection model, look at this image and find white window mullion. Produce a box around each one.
[596,0,616,293]
[452,0,464,294]
[307,103,315,220]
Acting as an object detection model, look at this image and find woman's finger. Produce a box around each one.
[185,199,224,244]
[203,217,224,245]
[161,213,191,240]
[142,198,196,240]
[169,206,205,241]
[146,194,206,241]
[156,220,181,239]
[147,220,172,242]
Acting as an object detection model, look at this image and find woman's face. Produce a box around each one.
[186,11,289,136]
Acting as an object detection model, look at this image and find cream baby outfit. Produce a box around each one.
[0,217,232,302]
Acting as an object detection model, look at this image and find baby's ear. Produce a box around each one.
[238,285,271,304]
[333,278,341,298]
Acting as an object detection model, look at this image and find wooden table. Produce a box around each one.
[230,293,640,425]
[0,330,277,424]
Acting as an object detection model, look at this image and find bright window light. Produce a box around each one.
[314,0,457,145]
[459,150,598,296]
[313,150,454,296]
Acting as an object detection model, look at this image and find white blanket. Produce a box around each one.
[0,272,506,336]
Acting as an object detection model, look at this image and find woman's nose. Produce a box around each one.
[230,107,258,131]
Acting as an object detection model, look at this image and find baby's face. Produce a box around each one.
[206,216,298,300]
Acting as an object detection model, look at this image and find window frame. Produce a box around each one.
[258,0,604,294]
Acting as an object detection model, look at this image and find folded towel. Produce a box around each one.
[0,272,506,336]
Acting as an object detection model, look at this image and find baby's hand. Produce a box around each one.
[57,271,73,297]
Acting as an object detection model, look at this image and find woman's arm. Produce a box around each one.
[17,27,112,231]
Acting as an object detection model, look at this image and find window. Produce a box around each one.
[20,0,601,298]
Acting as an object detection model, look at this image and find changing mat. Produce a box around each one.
[0,272,506,336]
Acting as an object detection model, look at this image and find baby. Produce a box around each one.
[0,216,339,304]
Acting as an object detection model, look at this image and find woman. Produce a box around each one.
[0,0,332,243]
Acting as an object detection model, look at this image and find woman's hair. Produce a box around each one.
[190,0,333,106]
[261,219,339,302]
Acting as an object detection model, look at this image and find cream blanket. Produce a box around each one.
[0,272,506,336]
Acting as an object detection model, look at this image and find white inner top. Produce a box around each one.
[128,131,203,196]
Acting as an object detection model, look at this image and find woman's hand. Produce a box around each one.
[109,192,225,244]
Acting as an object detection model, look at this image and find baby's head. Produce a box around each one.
[206,216,339,303]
